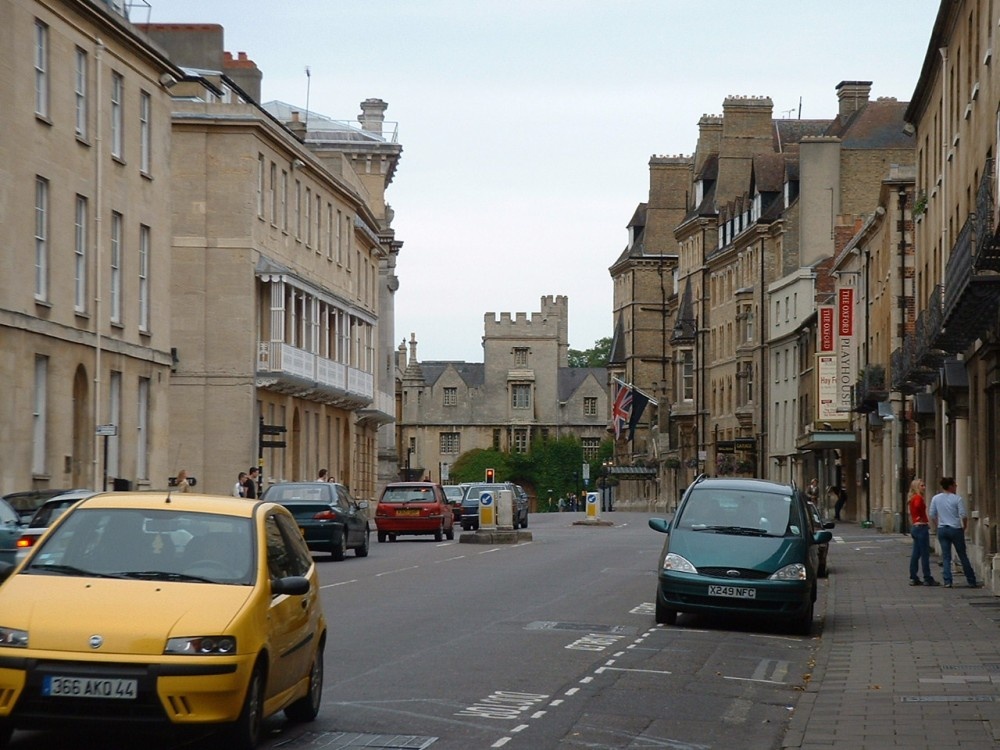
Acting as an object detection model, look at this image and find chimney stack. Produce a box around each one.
[358,98,388,136]
[836,80,872,118]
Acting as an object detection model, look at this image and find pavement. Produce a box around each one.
[784,521,1000,749]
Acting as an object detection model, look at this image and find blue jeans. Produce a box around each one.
[909,524,931,581]
[937,525,977,585]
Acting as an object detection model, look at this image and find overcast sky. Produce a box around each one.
[144,1,941,362]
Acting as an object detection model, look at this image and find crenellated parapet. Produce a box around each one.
[483,295,569,341]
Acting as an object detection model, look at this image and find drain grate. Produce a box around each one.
[274,731,437,749]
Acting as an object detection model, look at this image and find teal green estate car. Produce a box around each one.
[648,476,832,635]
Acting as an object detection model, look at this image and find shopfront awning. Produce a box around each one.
[795,429,860,451]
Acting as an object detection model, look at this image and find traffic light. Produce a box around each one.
[485,468,495,482]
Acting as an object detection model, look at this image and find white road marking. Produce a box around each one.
[511,724,528,733]
[375,565,420,577]
[595,666,672,676]
[320,579,357,589]
[478,548,501,554]
[565,687,580,696]
[531,710,546,719]
[435,555,466,563]
[549,699,564,706]
[723,676,785,684]
[491,738,511,747]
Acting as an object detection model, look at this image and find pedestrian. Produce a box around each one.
[233,472,247,498]
[806,478,819,503]
[929,477,982,588]
[174,469,191,493]
[828,485,848,521]
[317,468,329,482]
[908,478,938,586]
[243,467,259,499]
[557,496,565,512]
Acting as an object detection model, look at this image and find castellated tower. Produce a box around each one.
[483,295,569,369]
[479,295,569,425]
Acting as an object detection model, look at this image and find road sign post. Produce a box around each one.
[478,491,496,530]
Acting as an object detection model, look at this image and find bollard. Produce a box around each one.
[478,491,496,530]
[586,491,600,521]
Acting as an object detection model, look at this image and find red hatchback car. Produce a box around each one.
[375,482,454,542]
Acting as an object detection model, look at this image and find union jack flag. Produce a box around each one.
[611,380,632,440]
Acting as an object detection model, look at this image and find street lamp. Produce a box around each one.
[671,313,701,476]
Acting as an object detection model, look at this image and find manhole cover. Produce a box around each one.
[274,731,437,749]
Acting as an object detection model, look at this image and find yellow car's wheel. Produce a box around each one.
[285,644,324,722]
[222,664,264,750]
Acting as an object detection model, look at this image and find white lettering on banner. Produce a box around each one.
[836,286,855,413]
[818,306,835,352]
[838,288,854,336]
[838,334,854,412]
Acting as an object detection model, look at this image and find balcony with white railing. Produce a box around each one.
[257,341,374,407]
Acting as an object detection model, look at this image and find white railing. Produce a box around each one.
[257,342,373,400]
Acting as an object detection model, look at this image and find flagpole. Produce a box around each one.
[611,377,657,407]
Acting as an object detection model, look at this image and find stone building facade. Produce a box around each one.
[895,0,1000,586]
[612,82,914,514]
[397,296,609,487]
[144,24,400,500]
[0,0,181,494]
[0,3,401,502]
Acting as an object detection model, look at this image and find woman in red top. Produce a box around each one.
[908,478,939,586]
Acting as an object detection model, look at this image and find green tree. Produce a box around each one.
[449,448,509,484]
[568,336,612,368]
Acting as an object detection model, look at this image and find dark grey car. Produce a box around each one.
[460,482,529,530]
[261,482,370,560]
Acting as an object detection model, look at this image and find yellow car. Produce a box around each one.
[0,492,326,749]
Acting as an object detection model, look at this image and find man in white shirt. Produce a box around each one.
[929,477,983,588]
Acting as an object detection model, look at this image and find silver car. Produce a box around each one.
[0,498,22,566]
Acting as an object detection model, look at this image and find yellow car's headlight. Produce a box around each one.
[0,627,28,648]
[164,636,237,655]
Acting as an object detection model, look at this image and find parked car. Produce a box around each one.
[0,492,326,749]
[806,500,836,577]
[2,488,88,523]
[260,482,369,561]
[460,482,529,530]
[442,485,465,523]
[375,482,455,542]
[648,476,832,635]
[0,497,23,567]
[14,490,96,563]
